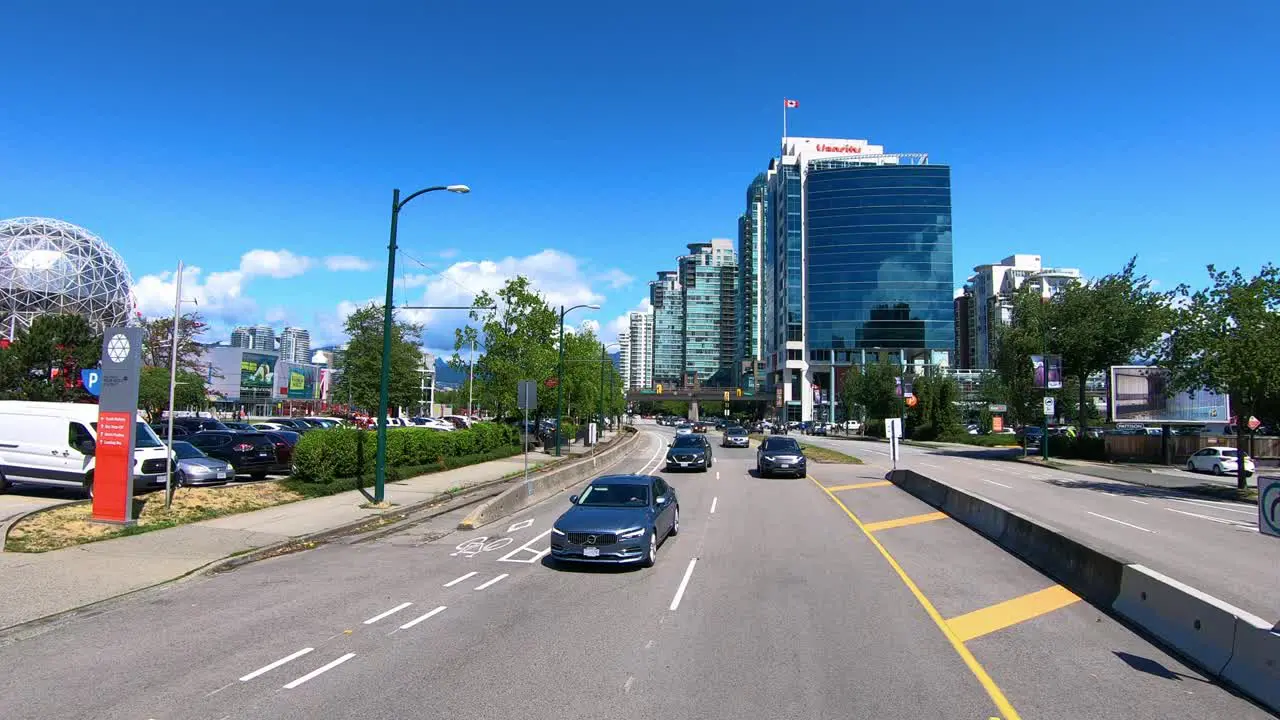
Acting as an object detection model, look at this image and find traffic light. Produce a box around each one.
[656,383,663,395]
[723,391,730,402]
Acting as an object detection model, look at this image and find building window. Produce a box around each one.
[786,349,803,361]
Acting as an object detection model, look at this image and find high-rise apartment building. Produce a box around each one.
[758,136,955,421]
[735,173,768,392]
[679,239,736,386]
[954,288,976,370]
[619,310,653,390]
[965,254,1082,369]
[279,326,311,364]
[649,271,684,386]
[250,324,275,352]
[230,326,252,349]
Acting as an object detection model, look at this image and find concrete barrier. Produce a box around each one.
[458,429,641,530]
[1112,564,1238,675]
[1222,614,1280,712]
[887,467,1280,714]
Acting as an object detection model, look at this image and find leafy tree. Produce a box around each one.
[452,277,558,422]
[1049,258,1168,435]
[1160,264,1280,489]
[992,287,1049,428]
[139,313,211,371]
[0,314,101,402]
[137,366,209,422]
[839,361,900,429]
[331,303,426,414]
[906,372,962,440]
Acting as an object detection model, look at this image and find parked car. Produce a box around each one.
[223,421,256,432]
[261,430,300,474]
[303,417,344,428]
[549,474,678,567]
[721,426,750,448]
[756,435,807,478]
[251,422,287,432]
[0,401,172,497]
[168,440,233,486]
[185,431,277,480]
[169,416,231,435]
[265,418,314,433]
[1185,447,1256,477]
[665,434,713,472]
[150,423,192,439]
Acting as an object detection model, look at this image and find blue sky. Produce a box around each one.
[2,1,1276,358]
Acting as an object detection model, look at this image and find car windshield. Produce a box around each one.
[171,441,207,460]
[727,428,746,436]
[577,483,649,507]
[672,435,704,448]
[763,438,800,452]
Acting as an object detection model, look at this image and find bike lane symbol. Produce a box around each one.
[451,536,514,558]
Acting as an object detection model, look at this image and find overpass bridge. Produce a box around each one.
[624,387,773,421]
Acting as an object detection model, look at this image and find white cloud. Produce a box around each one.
[396,273,433,289]
[439,248,459,259]
[324,255,374,272]
[240,249,311,278]
[606,297,653,345]
[596,268,634,289]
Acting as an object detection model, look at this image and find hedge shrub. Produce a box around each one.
[291,422,519,482]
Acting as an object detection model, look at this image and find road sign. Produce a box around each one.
[1248,415,1261,431]
[1260,477,1280,538]
[988,404,1007,413]
[1043,396,1055,417]
[94,327,144,526]
[884,418,902,468]
[992,415,1004,433]
[517,380,537,410]
[81,368,102,397]
[543,377,559,389]
[906,395,918,408]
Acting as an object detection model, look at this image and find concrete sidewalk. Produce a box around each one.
[0,446,567,632]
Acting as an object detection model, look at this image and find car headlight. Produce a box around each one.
[187,465,211,474]
[762,455,776,462]
[552,527,565,536]
[617,528,645,540]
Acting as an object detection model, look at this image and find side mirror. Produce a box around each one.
[568,494,579,505]
[77,439,96,456]
[656,496,667,505]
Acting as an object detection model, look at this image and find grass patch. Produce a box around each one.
[5,482,305,553]
[6,444,525,553]
[937,433,1021,447]
[800,444,863,464]
[1187,484,1258,503]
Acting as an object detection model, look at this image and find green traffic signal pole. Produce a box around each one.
[553,303,599,456]
[375,184,469,503]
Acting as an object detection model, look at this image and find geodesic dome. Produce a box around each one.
[0,217,137,339]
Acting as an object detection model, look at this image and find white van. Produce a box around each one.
[0,401,172,498]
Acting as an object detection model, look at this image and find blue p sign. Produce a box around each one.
[82,369,102,397]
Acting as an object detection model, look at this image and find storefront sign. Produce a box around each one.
[93,327,143,525]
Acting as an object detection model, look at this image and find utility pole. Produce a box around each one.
[163,260,183,509]
[467,337,476,418]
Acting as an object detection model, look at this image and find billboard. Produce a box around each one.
[1109,365,1231,424]
[1031,354,1063,390]
[285,364,317,399]
[241,352,276,390]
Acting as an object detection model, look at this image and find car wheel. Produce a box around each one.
[1214,464,1225,476]
[0,470,9,493]
[1185,461,1195,472]
[670,506,680,536]
[83,472,94,499]
[643,530,657,568]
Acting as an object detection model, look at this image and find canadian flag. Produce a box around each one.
[784,99,799,108]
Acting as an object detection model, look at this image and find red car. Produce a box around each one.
[262,430,300,475]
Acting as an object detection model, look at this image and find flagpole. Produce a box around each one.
[782,100,787,149]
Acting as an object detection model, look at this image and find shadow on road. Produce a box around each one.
[0,484,85,501]
[1113,651,1212,684]
[1045,477,1257,505]
[540,555,643,574]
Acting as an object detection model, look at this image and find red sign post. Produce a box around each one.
[92,328,144,525]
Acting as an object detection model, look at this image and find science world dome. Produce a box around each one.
[0,217,137,339]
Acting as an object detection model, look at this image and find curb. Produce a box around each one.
[458,429,642,530]
[886,468,1279,714]
[2,499,91,552]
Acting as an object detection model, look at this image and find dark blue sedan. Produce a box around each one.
[550,474,679,567]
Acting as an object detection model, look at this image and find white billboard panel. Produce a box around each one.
[1109,365,1230,424]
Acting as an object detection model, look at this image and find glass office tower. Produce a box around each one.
[735,174,767,392]
[649,270,684,386]
[679,239,736,387]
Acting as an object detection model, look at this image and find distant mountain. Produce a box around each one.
[435,356,467,387]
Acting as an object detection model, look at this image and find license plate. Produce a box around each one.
[258,452,270,458]
[779,463,790,468]
[583,546,600,557]
[679,462,689,467]
[216,471,227,479]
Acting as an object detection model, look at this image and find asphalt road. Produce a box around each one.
[0,426,1271,719]
[798,433,1279,622]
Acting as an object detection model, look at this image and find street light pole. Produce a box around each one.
[467,337,475,418]
[164,260,183,509]
[553,303,600,456]
[374,184,470,504]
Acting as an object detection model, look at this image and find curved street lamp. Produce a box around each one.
[374,184,470,503]
[553,303,600,456]
[600,341,621,438]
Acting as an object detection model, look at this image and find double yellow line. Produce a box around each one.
[811,477,1022,720]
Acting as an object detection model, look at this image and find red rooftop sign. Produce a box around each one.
[816,143,863,154]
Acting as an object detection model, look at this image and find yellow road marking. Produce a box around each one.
[947,585,1081,643]
[810,476,1022,720]
[862,511,948,533]
[826,481,892,492]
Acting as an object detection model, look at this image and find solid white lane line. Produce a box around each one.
[282,653,356,690]
[640,433,667,474]
[1087,511,1154,533]
[1166,507,1254,528]
[474,573,509,591]
[443,571,478,588]
[710,497,718,514]
[919,461,942,469]
[1130,499,1149,505]
[669,558,698,611]
[715,471,720,479]
[362,602,412,625]
[399,605,448,630]
[239,647,314,682]
[1168,498,1255,515]
[980,478,1013,488]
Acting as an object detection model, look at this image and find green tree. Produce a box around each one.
[331,303,426,414]
[992,287,1049,428]
[906,372,962,440]
[452,277,558,421]
[140,313,210,372]
[0,314,102,402]
[137,366,209,422]
[1160,264,1280,489]
[1050,258,1168,435]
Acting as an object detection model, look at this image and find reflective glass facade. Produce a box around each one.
[770,164,804,355]
[805,164,953,354]
[680,240,736,387]
[735,174,767,391]
[649,271,685,385]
